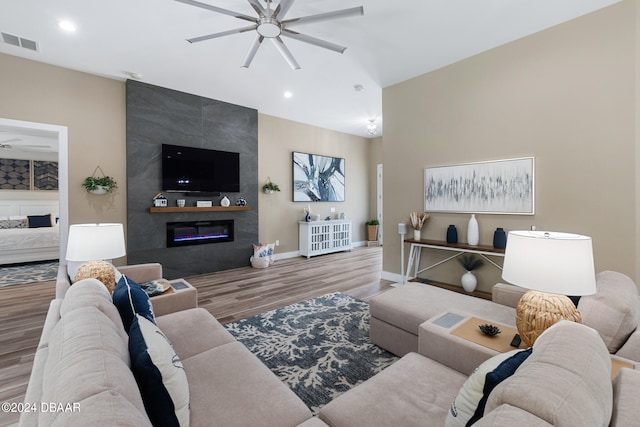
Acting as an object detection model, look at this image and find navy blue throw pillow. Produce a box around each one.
[27,214,52,228]
[467,348,533,426]
[112,275,155,332]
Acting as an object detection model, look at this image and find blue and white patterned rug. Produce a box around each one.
[0,260,59,287]
[225,293,398,413]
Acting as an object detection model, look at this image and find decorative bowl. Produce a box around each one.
[479,324,501,336]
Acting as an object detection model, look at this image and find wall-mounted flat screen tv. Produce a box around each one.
[162,144,240,193]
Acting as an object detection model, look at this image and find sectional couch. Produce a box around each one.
[20,265,640,426]
[20,274,317,427]
[370,270,640,364]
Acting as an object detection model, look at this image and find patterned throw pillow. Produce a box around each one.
[0,219,28,229]
[445,348,532,427]
[112,275,155,333]
[129,314,189,427]
[253,242,275,265]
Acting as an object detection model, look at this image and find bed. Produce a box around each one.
[0,200,60,265]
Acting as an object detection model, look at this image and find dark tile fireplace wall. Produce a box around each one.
[126,80,258,279]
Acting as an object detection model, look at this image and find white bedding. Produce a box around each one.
[0,225,60,251]
[0,226,60,265]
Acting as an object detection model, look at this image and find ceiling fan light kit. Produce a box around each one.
[175,0,364,70]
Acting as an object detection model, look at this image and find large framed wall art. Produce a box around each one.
[424,157,534,214]
[292,151,345,202]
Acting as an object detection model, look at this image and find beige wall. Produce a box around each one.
[258,114,372,254]
[0,54,375,263]
[382,0,637,290]
[0,53,126,228]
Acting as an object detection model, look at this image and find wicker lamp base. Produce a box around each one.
[515,290,583,347]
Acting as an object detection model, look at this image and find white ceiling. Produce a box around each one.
[1,0,621,138]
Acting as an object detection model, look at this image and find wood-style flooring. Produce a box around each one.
[0,246,391,426]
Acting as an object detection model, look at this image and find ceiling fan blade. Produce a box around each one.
[270,37,300,70]
[281,29,346,54]
[241,35,264,68]
[187,25,257,43]
[282,6,363,27]
[274,0,295,19]
[174,0,256,22]
[0,138,22,144]
[246,0,266,17]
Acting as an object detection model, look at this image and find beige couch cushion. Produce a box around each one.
[370,283,516,336]
[319,352,467,427]
[156,307,236,359]
[579,270,640,353]
[183,341,312,427]
[40,306,150,426]
[485,321,613,426]
[610,368,640,427]
[60,278,127,337]
[474,405,552,426]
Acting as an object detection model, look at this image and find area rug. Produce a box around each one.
[225,293,398,413]
[0,260,59,287]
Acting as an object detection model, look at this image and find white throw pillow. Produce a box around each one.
[445,350,521,427]
[129,314,189,427]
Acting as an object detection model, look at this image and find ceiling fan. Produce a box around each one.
[175,0,364,69]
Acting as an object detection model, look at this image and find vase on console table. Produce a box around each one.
[461,271,477,292]
[413,229,421,240]
[446,225,458,244]
[467,214,479,246]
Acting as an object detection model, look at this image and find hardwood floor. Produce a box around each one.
[0,246,391,426]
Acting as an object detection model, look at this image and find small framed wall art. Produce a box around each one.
[424,157,534,215]
[292,151,345,202]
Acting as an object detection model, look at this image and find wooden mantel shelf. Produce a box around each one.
[149,206,251,213]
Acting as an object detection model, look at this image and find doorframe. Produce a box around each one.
[377,163,383,245]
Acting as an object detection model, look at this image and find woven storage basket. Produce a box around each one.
[250,256,270,269]
[515,290,583,347]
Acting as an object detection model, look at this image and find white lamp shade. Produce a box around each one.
[502,230,596,296]
[65,223,126,261]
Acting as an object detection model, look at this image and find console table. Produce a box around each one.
[404,238,505,284]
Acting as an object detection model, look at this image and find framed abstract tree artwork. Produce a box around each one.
[424,157,534,214]
[292,151,345,202]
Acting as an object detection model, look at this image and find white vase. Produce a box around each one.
[461,271,477,292]
[220,196,230,207]
[413,229,421,240]
[467,214,479,246]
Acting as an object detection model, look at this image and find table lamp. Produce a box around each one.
[65,223,126,279]
[502,230,596,347]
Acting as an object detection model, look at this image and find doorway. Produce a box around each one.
[0,118,68,259]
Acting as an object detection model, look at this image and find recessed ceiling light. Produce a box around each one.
[284,91,293,99]
[58,20,77,32]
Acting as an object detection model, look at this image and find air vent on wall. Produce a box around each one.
[2,32,39,51]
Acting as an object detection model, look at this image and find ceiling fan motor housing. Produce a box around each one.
[257,17,281,38]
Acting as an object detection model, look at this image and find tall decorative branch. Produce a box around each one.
[409,212,430,230]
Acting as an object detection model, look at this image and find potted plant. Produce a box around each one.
[82,175,118,195]
[262,178,280,194]
[458,254,484,293]
[365,219,379,242]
